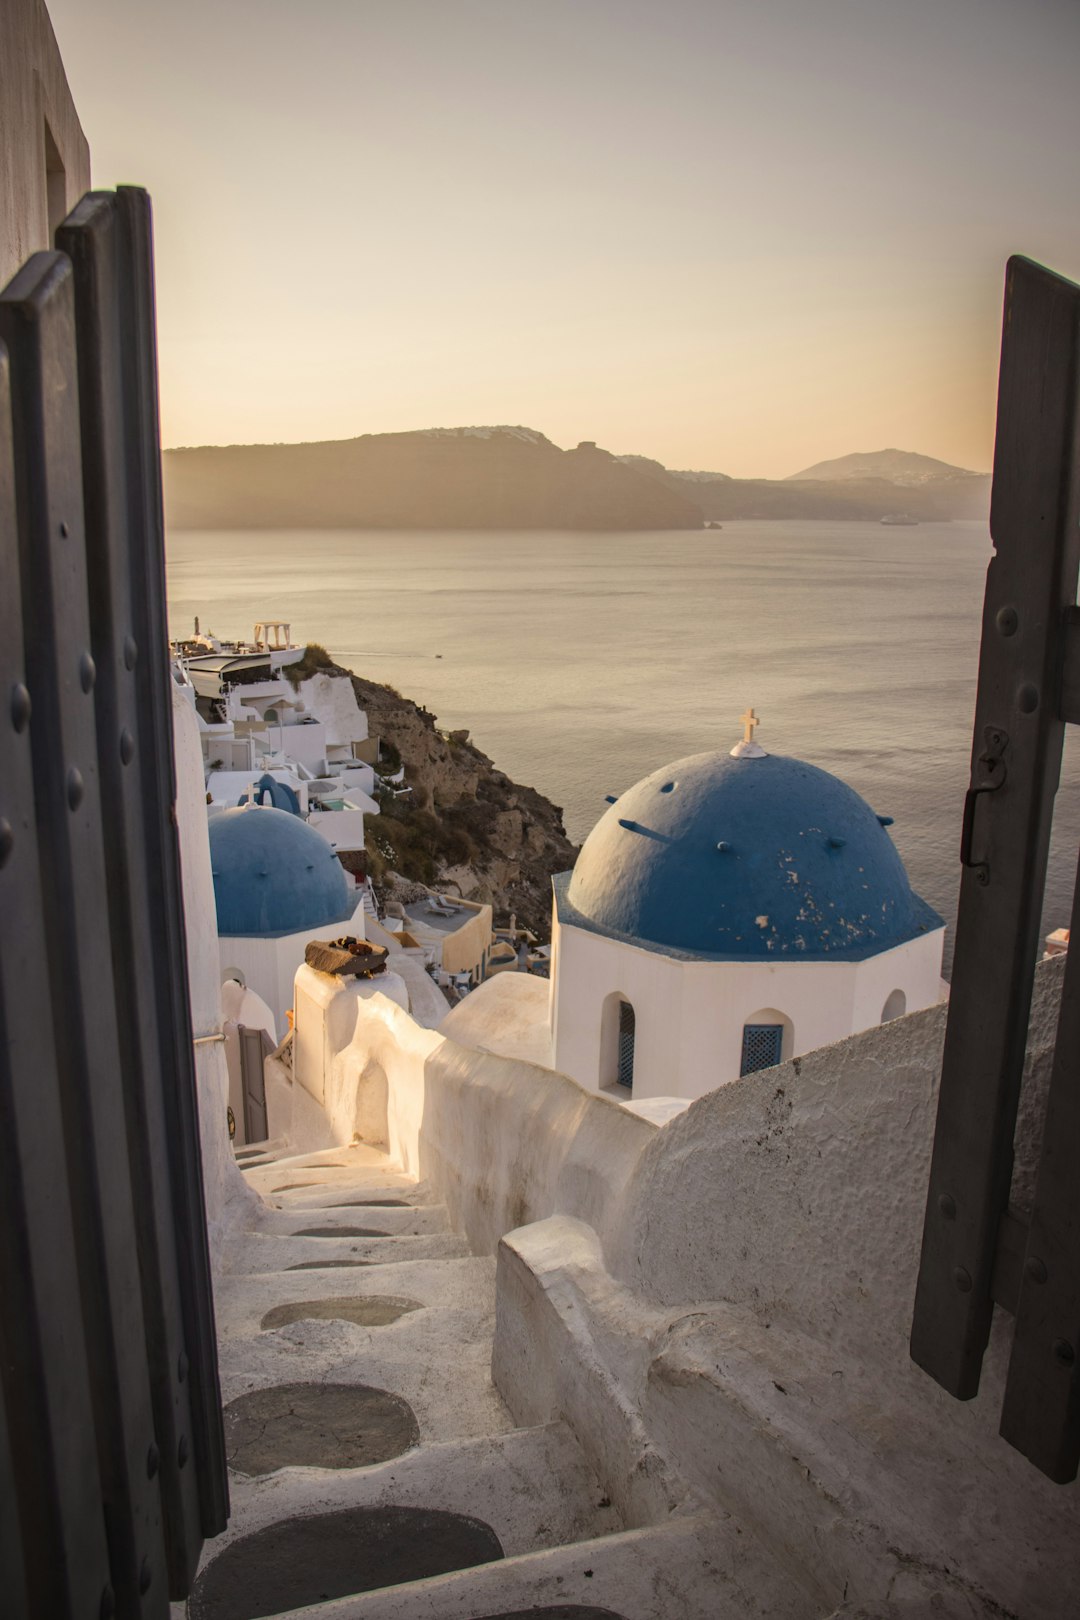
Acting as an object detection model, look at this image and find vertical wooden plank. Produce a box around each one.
[0,252,170,1616]
[58,192,209,1593]
[0,324,113,1620]
[911,256,1080,1398]
[114,186,230,1537]
[0,1380,29,1619]
[1000,877,1080,1477]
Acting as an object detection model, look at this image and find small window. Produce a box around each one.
[617,1001,636,1089]
[881,988,906,1023]
[44,119,67,241]
[741,1023,784,1077]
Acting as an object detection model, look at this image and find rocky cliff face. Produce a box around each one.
[294,650,577,937]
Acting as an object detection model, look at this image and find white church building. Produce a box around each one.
[547,711,946,1102]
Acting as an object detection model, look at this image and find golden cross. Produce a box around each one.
[740,706,759,744]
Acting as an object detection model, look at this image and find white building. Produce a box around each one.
[548,715,945,1103]
[173,640,381,871]
[209,802,369,1034]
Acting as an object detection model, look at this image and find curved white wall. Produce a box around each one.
[172,689,257,1246]
[289,947,1079,1617]
[292,964,656,1257]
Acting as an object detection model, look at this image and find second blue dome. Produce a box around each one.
[209,804,352,937]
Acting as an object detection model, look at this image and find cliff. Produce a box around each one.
[165,424,990,531]
[289,648,577,937]
[163,427,703,533]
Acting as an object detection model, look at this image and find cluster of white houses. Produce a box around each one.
[172,621,505,1136]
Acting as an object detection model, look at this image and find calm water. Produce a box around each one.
[166,521,1080,971]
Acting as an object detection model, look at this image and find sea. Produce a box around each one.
[165,520,1080,974]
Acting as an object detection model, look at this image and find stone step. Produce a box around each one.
[216,1257,512,1448]
[233,1137,287,1166]
[189,1423,624,1620]
[244,1510,804,1620]
[225,1229,473,1274]
[254,1201,452,1237]
[217,1254,498,1339]
[240,1144,417,1199]
[264,1185,430,1213]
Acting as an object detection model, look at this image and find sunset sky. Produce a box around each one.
[48,0,1080,478]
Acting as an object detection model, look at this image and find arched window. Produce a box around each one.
[599,992,636,1094]
[739,1008,793,1078]
[881,988,907,1023]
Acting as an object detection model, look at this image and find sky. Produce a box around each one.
[47,0,1080,478]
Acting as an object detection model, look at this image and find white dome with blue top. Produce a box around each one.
[209,804,352,938]
[564,735,941,961]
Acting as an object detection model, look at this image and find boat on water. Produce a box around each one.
[880,513,919,526]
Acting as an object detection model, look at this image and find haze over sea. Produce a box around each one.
[166,520,1080,974]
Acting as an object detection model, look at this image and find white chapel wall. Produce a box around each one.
[218,892,368,1038]
[848,925,946,1029]
[553,915,946,1100]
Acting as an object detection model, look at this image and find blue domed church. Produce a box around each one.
[549,713,945,1103]
[209,803,364,1034]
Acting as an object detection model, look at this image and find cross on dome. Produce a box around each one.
[730,705,768,760]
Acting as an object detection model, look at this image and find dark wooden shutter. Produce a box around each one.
[0,188,228,1617]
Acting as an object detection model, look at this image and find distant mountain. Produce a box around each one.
[617,445,990,522]
[163,427,703,532]
[667,473,989,522]
[163,428,992,532]
[787,448,984,486]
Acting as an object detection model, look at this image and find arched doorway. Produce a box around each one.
[881,988,907,1023]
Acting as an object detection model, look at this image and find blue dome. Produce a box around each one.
[209,804,352,937]
[562,750,942,961]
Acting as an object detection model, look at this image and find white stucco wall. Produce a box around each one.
[172,689,257,1249]
[307,805,367,854]
[551,913,944,1100]
[298,671,369,746]
[0,0,91,287]
[291,965,656,1256]
[288,946,1080,1614]
[273,720,327,773]
[218,893,367,1035]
